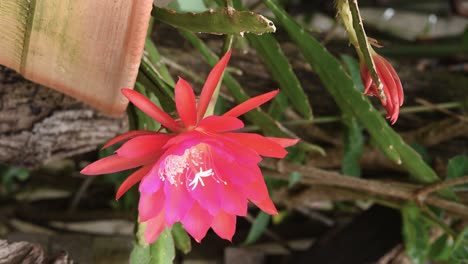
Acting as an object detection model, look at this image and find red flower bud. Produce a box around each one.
[360,54,404,124]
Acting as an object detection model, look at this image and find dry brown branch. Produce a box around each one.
[261,160,468,218]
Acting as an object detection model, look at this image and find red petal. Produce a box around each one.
[223,133,288,158]
[197,51,232,121]
[220,184,248,216]
[223,90,279,118]
[121,88,181,132]
[144,211,167,243]
[181,202,213,243]
[197,116,244,133]
[381,58,404,106]
[375,56,399,109]
[187,168,222,216]
[211,211,237,241]
[266,137,300,148]
[102,130,158,150]
[246,180,278,215]
[175,78,197,127]
[80,154,152,175]
[164,182,195,226]
[116,134,172,158]
[251,198,278,215]
[139,189,165,222]
[116,165,152,200]
[360,64,373,95]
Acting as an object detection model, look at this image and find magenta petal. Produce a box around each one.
[197,51,232,121]
[164,182,195,226]
[139,189,165,222]
[211,150,260,186]
[116,134,172,158]
[223,132,288,158]
[144,211,167,243]
[223,90,278,118]
[197,116,244,133]
[175,78,197,128]
[164,131,203,149]
[80,154,152,175]
[211,211,237,241]
[139,162,164,194]
[102,130,158,150]
[116,165,152,200]
[181,202,213,243]
[244,179,271,204]
[221,184,248,216]
[187,171,222,215]
[122,88,181,132]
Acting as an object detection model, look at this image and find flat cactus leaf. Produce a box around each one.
[153,7,276,36]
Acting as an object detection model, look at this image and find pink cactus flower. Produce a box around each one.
[360,53,404,124]
[81,51,298,243]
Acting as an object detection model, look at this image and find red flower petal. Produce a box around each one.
[187,168,222,215]
[266,137,300,148]
[144,211,167,243]
[121,88,181,132]
[223,90,278,118]
[116,165,152,200]
[251,197,278,215]
[221,183,248,216]
[80,154,152,175]
[164,182,195,226]
[211,211,236,241]
[244,178,270,201]
[181,202,213,243]
[102,130,158,150]
[175,78,197,128]
[360,64,373,95]
[381,58,404,106]
[197,116,244,133]
[139,189,165,222]
[116,134,172,158]
[197,50,232,121]
[223,132,288,158]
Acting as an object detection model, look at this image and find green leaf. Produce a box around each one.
[447,155,468,191]
[130,242,151,264]
[410,143,431,165]
[288,171,302,187]
[145,39,176,86]
[150,228,176,264]
[401,203,430,264]
[138,59,176,112]
[171,222,191,254]
[0,164,30,193]
[244,211,271,245]
[342,115,363,177]
[341,54,364,93]
[451,228,468,262]
[131,222,176,264]
[153,7,276,36]
[263,0,455,199]
[428,234,454,261]
[246,33,313,119]
[447,155,468,180]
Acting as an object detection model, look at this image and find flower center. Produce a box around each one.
[158,143,227,190]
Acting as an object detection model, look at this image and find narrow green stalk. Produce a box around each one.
[336,0,385,101]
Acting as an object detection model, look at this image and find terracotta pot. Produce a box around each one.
[0,0,154,116]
